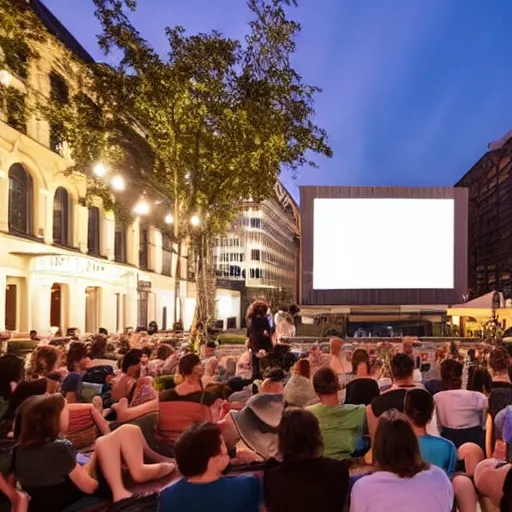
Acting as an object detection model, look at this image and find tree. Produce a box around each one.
[3,0,332,329]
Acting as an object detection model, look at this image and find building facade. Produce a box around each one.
[455,132,512,299]
[213,181,300,321]
[0,1,240,335]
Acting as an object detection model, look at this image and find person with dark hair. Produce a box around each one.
[307,367,365,460]
[147,343,175,377]
[264,408,349,512]
[248,316,273,380]
[147,321,158,336]
[350,410,453,512]
[0,355,25,403]
[111,349,143,402]
[345,348,380,406]
[10,394,174,511]
[98,328,108,336]
[434,358,486,449]
[30,345,61,380]
[366,352,417,441]
[283,359,318,408]
[405,388,457,475]
[159,422,260,511]
[488,346,512,419]
[67,341,90,373]
[29,330,39,341]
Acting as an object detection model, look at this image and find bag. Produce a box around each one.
[108,492,159,512]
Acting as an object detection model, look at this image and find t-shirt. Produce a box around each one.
[434,389,487,429]
[14,439,83,512]
[418,434,457,476]
[370,387,415,417]
[489,382,512,419]
[349,466,453,512]
[159,474,261,512]
[345,378,380,406]
[307,403,365,460]
[264,457,349,512]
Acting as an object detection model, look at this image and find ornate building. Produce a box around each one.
[0,1,241,334]
[213,181,300,324]
[455,132,512,299]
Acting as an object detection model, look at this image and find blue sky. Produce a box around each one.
[43,0,512,199]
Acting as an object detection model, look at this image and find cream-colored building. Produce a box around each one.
[0,2,240,335]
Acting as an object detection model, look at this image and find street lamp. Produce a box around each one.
[190,215,200,227]
[133,199,150,215]
[93,163,106,177]
[0,70,12,87]
[111,175,125,191]
[164,213,174,224]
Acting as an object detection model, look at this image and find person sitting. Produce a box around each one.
[159,422,261,512]
[283,359,318,408]
[345,348,380,406]
[88,335,116,369]
[366,353,417,441]
[111,349,143,403]
[10,394,175,511]
[264,407,349,512]
[434,358,486,449]
[349,410,453,512]
[147,344,175,377]
[307,367,365,461]
[0,355,25,419]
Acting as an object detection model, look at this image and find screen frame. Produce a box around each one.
[300,186,468,306]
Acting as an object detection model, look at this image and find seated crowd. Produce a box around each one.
[1,305,512,511]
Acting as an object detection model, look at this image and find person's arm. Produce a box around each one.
[485,414,494,458]
[112,397,159,423]
[90,404,111,436]
[68,465,99,495]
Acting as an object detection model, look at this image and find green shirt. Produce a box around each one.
[307,402,366,460]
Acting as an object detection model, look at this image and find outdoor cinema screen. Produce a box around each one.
[300,186,468,306]
[313,198,455,290]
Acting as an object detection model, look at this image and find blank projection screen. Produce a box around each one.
[313,198,455,290]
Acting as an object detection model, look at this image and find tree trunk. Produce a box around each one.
[173,239,182,327]
[194,231,216,329]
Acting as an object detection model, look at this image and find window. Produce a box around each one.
[139,227,149,270]
[87,207,100,255]
[250,218,261,229]
[49,72,69,152]
[8,163,33,235]
[162,233,173,276]
[5,89,27,133]
[114,219,127,263]
[251,249,261,261]
[53,187,70,245]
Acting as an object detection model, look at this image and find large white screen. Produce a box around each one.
[313,198,455,290]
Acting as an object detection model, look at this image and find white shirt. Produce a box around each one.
[434,389,487,429]
[350,466,453,512]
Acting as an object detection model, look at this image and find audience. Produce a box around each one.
[345,348,380,406]
[307,367,366,460]
[350,410,453,512]
[264,407,349,512]
[111,348,143,403]
[159,423,261,512]
[283,359,318,408]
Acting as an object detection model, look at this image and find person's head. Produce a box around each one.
[373,409,427,478]
[292,358,311,379]
[278,407,323,461]
[121,348,143,377]
[66,327,79,339]
[468,348,476,362]
[98,327,108,336]
[312,367,340,398]
[489,346,510,377]
[402,337,414,356]
[205,341,216,358]
[148,321,158,334]
[390,353,414,383]
[404,388,434,429]
[261,367,285,394]
[66,341,90,372]
[178,353,202,383]
[29,330,38,341]
[18,394,69,448]
[156,343,174,361]
[0,355,25,400]
[289,304,300,316]
[90,335,107,360]
[175,422,229,479]
[440,358,463,390]
[351,348,370,375]
[246,300,269,320]
[468,366,491,394]
[329,337,343,357]
[31,345,60,377]
[4,378,49,421]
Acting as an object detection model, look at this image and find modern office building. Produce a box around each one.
[0,1,240,334]
[213,181,300,323]
[455,131,512,299]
